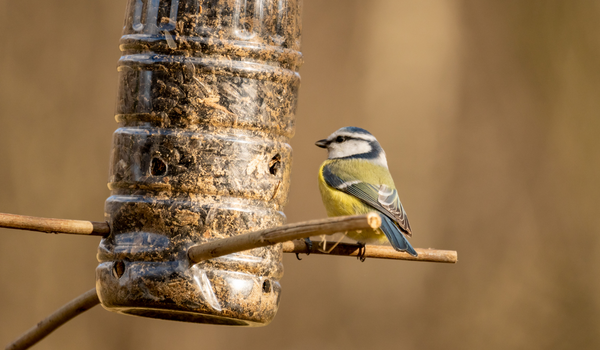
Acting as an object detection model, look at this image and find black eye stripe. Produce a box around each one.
[335,136,363,143]
[331,135,374,143]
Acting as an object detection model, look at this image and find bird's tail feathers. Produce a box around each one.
[380,214,418,257]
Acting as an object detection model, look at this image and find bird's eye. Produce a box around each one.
[335,136,346,143]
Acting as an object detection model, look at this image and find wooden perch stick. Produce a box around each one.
[188,213,383,263]
[0,211,457,263]
[282,240,457,263]
[0,213,108,236]
[5,288,100,350]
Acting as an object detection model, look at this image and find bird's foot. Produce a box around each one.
[296,238,313,260]
[356,242,366,262]
[304,237,313,255]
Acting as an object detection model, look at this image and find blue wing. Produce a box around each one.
[322,164,417,257]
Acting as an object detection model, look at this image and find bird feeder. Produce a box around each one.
[95,0,302,326]
[2,1,458,347]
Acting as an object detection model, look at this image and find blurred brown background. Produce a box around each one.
[1,0,599,349]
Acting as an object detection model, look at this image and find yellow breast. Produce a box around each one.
[317,161,389,245]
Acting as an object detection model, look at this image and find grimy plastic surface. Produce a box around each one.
[96,0,302,326]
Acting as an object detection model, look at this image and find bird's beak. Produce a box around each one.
[315,139,328,148]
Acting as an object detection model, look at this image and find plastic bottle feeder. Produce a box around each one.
[95,0,302,326]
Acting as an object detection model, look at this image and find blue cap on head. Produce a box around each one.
[338,126,373,136]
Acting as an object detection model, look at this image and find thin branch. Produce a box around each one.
[188,213,383,263]
[282,240,458,263]
[5,288,100,350]
[0,213,108,236]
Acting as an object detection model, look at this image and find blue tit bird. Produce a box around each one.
[316,126,418,257]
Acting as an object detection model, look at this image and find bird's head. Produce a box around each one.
[315,126,388,167]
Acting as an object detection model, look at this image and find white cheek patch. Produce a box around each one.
[328,140,372,159]
[373,149,389,168]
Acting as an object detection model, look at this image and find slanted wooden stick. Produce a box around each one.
[188,213,383,263]
[5,288,100,350]
[0,213,108,236]
[4,212,457,349]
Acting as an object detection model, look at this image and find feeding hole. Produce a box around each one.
[112,261,125,279]
[262,279,272,294]
[150,157,167,176]
[269,154,281,176]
